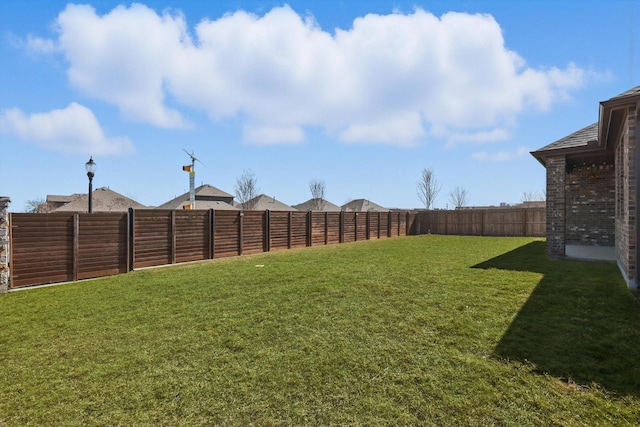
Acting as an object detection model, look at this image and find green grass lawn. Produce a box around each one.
[1,235,639,426]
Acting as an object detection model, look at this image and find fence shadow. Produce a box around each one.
[473,241,640,396]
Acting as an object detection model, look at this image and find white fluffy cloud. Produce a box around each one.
[472,146,529,162]
[37,4,584,145]
[243,124,305,145]
[0,102,133,155]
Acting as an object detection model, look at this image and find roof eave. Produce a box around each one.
[530,145,608,167]
[598,92,640,145]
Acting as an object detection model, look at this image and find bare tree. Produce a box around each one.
[309,179,326,210]
[417,167,441,209]
[448,186,469,209]
[235,169,260,210]
[24,198,50,213]
[522,191,544,202]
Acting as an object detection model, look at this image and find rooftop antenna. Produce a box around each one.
[182,149,203,210]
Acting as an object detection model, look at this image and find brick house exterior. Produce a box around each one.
[532,86,640,289]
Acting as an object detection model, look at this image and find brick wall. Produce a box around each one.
[615,105,638,288]
[0,197,10,293]
[545,156,566,257]
[565,162,615,246]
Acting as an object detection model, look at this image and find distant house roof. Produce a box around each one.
[157,184,234,210]
[52,187,147,212]
[47,194,81,204]
[341,199,389,212]
[164,200,238,211]
[244,194,298,211]
[292,198,342,211]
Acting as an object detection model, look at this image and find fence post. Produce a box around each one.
[239,211,244,256]
[128,208,135,271]
[445,212,449,235]
[340,211,345,243]
[288,211,292,249]
[0,197,11,293]
[265,210,271,252]
[406,212,410,235]
[307,211,312,247]
[209,209,215,259]
[366,211,371,240]
[354,213,358,241]
[171,210,177,264]
[324,211,329,245]
[73,213,79,282]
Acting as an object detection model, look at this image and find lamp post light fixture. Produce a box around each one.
[85,156,96,213]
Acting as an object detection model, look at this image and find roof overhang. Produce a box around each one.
[598,89,640,149]
[531,144,605,166]
[532,87,640,167]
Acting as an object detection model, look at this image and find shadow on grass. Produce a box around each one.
[473,241,640,396]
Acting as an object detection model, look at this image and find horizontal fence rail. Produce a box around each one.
[413,208,545,237]
[8,207,544,289]
[9,210,413,289]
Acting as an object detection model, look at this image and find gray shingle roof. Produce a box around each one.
[244,194,298,211]
[533,122,598,153]
[52,187,147,212]
[341,199,389,212]
[47,194,81,203]
[608,85,640,101]
[165,200,238,210]
[157,184,234,209]
[292,198,342,211]
[532,85,640,166]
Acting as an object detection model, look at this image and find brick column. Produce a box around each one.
[630,105,638,288]
[0,197,10,293]
[546,157,566,258]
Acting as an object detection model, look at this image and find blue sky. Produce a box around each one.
[1,0,637,212]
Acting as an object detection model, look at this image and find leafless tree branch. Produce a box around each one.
[235,170,260,210]
[417,168,441,209]
[448,186,469,209]
[309,179,326,210]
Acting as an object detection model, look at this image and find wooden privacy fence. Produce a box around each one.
[413,207,545,237]
[9,210,412,289]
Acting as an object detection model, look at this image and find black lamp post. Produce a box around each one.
[85,157,96,213]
